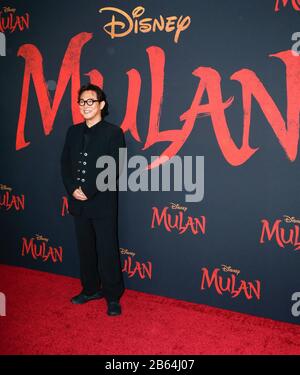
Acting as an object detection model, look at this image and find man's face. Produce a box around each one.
[79,90,105,121]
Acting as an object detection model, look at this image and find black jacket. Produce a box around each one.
[60,119,126,218]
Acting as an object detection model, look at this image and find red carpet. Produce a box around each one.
[0,264,300,355]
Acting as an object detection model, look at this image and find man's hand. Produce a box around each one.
[72,187,88,201]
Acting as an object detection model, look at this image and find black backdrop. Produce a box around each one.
[1,0,300,325]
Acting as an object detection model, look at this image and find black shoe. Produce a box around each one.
[107,301,122,316]
[71,290,104,304]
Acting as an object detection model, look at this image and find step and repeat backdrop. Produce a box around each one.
[1,0,300,324]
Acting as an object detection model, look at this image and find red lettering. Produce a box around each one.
[16,32,102,150]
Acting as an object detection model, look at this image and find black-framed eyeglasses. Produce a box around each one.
[78,99,100,106]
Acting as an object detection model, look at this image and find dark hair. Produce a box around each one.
[77,83,109,117]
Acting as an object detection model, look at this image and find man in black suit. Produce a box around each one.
[60,83,125,316]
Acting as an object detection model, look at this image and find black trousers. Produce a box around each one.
[73,213,124,302]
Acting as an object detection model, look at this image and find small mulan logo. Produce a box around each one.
[21,234,63,263]
[0,184,25,211]
[0,6,30,33]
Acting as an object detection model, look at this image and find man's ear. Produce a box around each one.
[100,100,106,110]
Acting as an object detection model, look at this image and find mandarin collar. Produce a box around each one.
[84,119,104,132]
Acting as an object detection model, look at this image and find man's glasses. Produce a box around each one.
[78,99,100,106]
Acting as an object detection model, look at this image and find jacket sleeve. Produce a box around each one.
[60,127,77,196]
[111,127,126,181]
